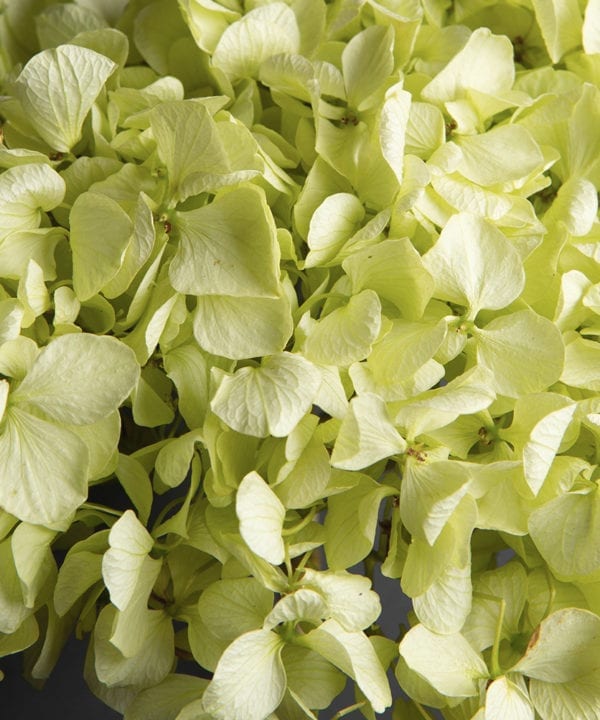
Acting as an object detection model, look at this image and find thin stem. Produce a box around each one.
[153,535,184,553]
[167,416,187,439]
[174,647,194,661]
[282,506,318,536]
[364,553,377,582]
[48,278,72,293]
[152,497,184,533]
[491,598,506,678]
[293,292,348,322]
[414,702,435,720]
[286,266,307,284]
[292,550,313,582]
[80,502,123,518]
[331,701,366,720]
[472,591,506,678]
[284,544,293,579]
[543,563,556,620]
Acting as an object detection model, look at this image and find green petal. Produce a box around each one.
[155,431,203,489]
[455,125,543,187]
[150,100,228,203]
[529,670,600,720]
[324,474,397,569]
[212,3,300,81]
[93,604,174,688]
[0,407,88,525]
[101,510,156,611]
[0,227,65,281]
[331,393,406,470]
[379,83,412,183]
[300,569,381,632]
[528,490,600,582]
[0,615,39,659]
[70,191,133,301]
[0,301,25,346]
[475,310,564,398]
[264,588,328,631]
[531,0,582,63]
[178,0,240,54]
[342,25,394,111]
[399,624,488,698]
[0,539,31,634]
[583,0,600,53]
[303,290,382,367]
[163,343,213,429]
[115,454,152,525]
[413,562,472,635]
[193,291,293,360]
[400,460,472,545]
[201,577,272,645]
[297,619,391,713]
[0,163,65,241]
[0,381,7,424]
[12,333,140,426]
[485,676,534,720]
[15,44,116,151]
[11,522,57,608]
[236,472,285,565]
[124,675,208,720]
[463,563,528,653]
[522,403,577,495]
[423,212,524,315]
[189,577,272,672]
[170,186,280,298]
[422,28,514,108]
[342,239,434,320]
[282,645,345,711]
[35,4,108,50]
[512,608,600,682]
[202,629,286,720]
[54,549,103,617]
[395,365,496,437]
[304,193,364,269]
[274,434,331,510]
[211,353,320,438]
[561,334,600,391]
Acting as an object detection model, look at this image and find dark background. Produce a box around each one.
[0,566,412,720]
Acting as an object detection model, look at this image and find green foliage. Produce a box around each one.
[1,1,600,719]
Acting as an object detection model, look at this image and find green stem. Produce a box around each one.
[286,266,307,284]
[491,598,506,678]
[364,553,377,581]
[414,702,434,720]
[293,292,348,322]
[166,416,186,439]
[473,591,506,678]
[48,278,72,293]
[282,506,318,536]
[331,701,366,719]
[80,502,123,518]
[292,550,313,582]
[284,544,293,579]
[152,497,184,533]
[153,535,184,553]
[543,563,556,620]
